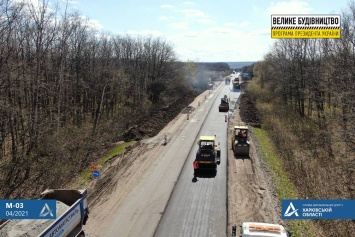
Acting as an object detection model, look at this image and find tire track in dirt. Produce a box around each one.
[227,93,282,236]
[83,90,215,237]
[84,137,179,236]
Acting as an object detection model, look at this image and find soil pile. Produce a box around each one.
[121,91,199,141]
[239,90,260,127]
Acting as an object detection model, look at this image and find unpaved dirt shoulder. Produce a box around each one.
[227,95,282,235]
[83,84,284,237]
[82,90,215,237]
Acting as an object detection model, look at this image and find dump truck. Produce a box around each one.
[239,222,290,237]
[193,136,221,177]
[231,72,242,91]
[219,95,229,112]
[231,125,250,157]
[0,189,89,237]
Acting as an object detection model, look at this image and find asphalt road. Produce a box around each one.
[95,83,241,237]
[154,85,241,237]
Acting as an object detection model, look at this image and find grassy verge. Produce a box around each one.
[71,141,136,189]
[253,127,316,237]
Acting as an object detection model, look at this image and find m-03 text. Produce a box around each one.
[6,202,24,209]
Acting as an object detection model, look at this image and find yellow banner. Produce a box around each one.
[271,29,340,39]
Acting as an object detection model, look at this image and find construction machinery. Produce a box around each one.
[219,95,229,112]
[231,125,250,157]
[239,222,290,237]
[230,71,242,91]
[193,136,220,177]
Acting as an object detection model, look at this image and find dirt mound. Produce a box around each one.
[121,91,199,141]
[239,91,260,127]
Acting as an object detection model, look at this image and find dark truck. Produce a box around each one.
[219,95,229,112]
[193,136,221,177]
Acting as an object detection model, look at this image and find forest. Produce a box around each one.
[0,0,230,198]
[249,2,355,236]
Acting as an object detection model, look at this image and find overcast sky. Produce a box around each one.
[65,0,348,62]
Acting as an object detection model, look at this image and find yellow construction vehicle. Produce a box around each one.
[193,136,220,177]
[231,125,250,157]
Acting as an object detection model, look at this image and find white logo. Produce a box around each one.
[39,203,54,217]
[284,202,299,217]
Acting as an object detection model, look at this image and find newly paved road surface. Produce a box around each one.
[100,83,241,237]
[154,85,241,237]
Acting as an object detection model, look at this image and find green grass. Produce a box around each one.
[71,141,136,188]
[253,127,316,237]
[253,128,297,199]
[98,141,135,165]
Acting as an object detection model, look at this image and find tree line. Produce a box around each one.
[0,0,192,198]
[254,7,355,156]
[251,2,355,236]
